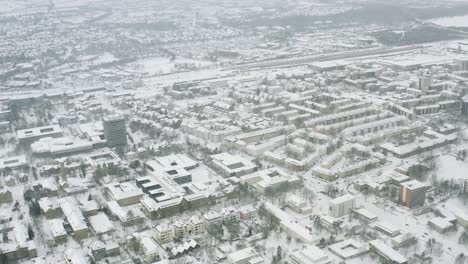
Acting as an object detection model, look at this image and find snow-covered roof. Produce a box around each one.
[88,213,115,234]
[369,240,408,264]
[0,155,27,170]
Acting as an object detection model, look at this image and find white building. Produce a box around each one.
[329,239,369,259]
[203,211,223,226]
[140,235,160,262]
[17,125,63,145]
[287,194,312,214]
[59,198,88,240]
[222,206,240,223]
[153,224,174,244]
[369,240,407,264]
[210,152,257,178]
[329,194,355,218]
[106,182,143,206]
[227,247,261,264]
[289,245,335,264]
[0,155,27,174]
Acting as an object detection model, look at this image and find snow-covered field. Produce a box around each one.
[429,14,468,27]
[126,57,214,75]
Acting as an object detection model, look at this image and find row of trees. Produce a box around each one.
[93,163,128,184]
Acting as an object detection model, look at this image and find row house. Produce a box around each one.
[153,216,206,244]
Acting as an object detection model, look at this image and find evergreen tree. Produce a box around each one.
[27,224,35,240]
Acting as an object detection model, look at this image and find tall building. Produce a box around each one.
[454,58,468,71]
[329,194,355,218]
[399,180,426,208]
[418,72,433,95]
[463,179,468,194]
[103,116,127,147]
[462,97,468,117]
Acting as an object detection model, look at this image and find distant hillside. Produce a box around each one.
[231,3,468,29]
[372,26,464,46]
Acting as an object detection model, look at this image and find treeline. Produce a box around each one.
[373,26,463,46]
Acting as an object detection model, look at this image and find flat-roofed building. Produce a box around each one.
[227,247,260,264]
[64,249,88,264]
[140,235,160,262]
[0,223,37,261]
[353,208,378,223]
[88,213,115,235]
[329,239,369,259]
[391,233,417,248]
[78,121,106,148]
[85,151,121,168]
[239,168,300,195]
[145,154,198,185]
[153,224,174,244]
[106,200,144,226]
[17,125,63,145]
[173,221,190,239]
[329,194,355,218]
[0,155,27,174]
[210,152,257,178]
[369,240,408,264]
[290,245,336,264]
[287,194,312,214]
[31,137,93,157]
[103,115,127,147]
[428,217,455,233]
[399,180,426,208]
[373,221,401,237]
[262,202,320,244]
[49,219,67,243]
[455,211,468,228]
[106,182,143,206]
[188,215,205,235]
[0,110,10,122]
[152,154,198,170]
